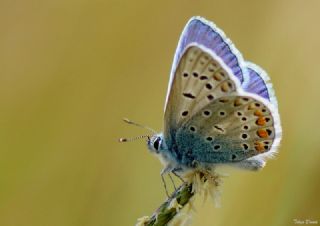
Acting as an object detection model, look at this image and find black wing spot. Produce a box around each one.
[183,72,188,77]
[183,93,196,99]
[207,94,214,100]
[203,110,211,116]
[192,72,198,77]
[206,137,213,141]
[200,75,208,80]
[214,125,224,133]
[189,126,196,132]
[181,111,188,116]
[206,83,212,89]
[219,111,226,116]
[243,125,249,130]
[214,144,221,150]
[232,154,237,160]
[241,133,248,139]
[242,143,249,150]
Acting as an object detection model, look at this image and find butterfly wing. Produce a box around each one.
[176,95,279,164]
[163,17,281,166]
[165,17,247,113]
[242,62,279,107]
[164,45,238,137]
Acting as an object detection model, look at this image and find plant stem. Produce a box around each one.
[143,182,194,226]
[137,171,222,226]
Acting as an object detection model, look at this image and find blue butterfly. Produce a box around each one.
[122,16,282,188]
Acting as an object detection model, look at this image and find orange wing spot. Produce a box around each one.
[234,98,242,106]
[219,71,226,78]
[256,117,266,126]
[254,141,265,152]
[254,110,263,117]
[221,82,229,92]
[257,129,268,138]
[213,74,222,81]
[248,103,256,110]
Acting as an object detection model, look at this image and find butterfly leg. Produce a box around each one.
[161,167,172,197]
[172,168,185,183]
[168,173,177,190]
[161,173,170,197]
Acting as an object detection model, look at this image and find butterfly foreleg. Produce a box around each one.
[160,165,175,197]
[171,167,185,183]
[168,173,177,190]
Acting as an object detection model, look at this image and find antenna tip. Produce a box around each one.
[118,138,127,142]
[123,118,130,123]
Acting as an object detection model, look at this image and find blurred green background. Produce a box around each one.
[1,0,320,225]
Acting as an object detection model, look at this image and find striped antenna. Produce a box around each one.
[118,118,155,143]
[122,118,157,134]
[118,134,151,143]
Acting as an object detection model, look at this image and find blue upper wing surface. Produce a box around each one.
[165,16,247,111]
[242,62,278,107]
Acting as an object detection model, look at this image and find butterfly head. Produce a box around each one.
[119,118,167,154]
[147,133,165,154]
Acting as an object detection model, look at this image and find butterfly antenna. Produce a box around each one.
[118,134,151,143]
[122,118,157,134]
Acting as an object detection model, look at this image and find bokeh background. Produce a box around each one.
[1,0,320,225]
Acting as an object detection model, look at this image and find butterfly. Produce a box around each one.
[122,16,282,185]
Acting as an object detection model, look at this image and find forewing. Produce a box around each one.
[164,45,239,138]
[175,95,279,164]
[165,16,246,112]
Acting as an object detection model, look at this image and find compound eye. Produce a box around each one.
[153,137,161,150]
